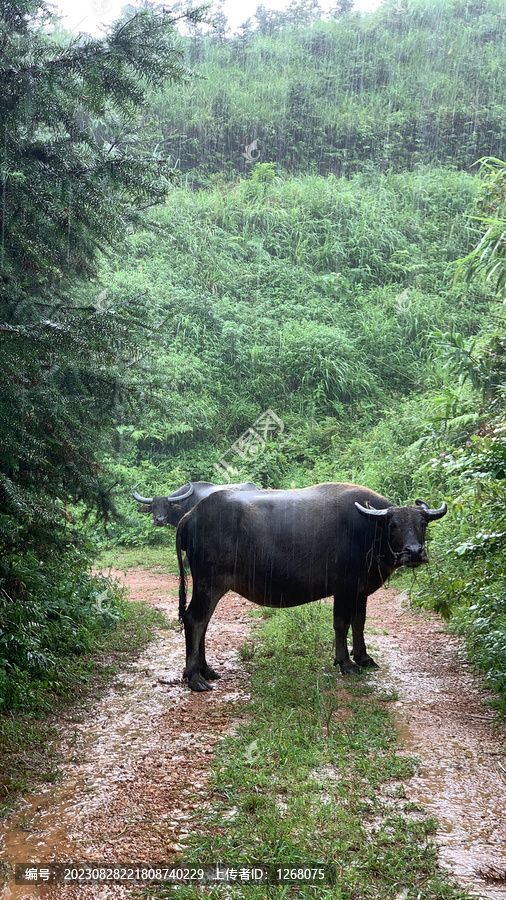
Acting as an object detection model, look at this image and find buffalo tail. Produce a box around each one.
[176,521,187,621]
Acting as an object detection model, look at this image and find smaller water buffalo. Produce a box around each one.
[176,482,447,691]
[133,481,259,528]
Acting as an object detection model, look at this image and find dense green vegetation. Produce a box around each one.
[101,163,483,510]
[411,156,506,712]
[101,161,506,712]
[1,0,505,728]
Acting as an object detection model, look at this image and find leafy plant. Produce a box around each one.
[454,157,506,299]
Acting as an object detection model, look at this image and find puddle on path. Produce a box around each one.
[368,589,506,900]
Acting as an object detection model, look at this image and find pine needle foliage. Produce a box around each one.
[0,2,197,287]
[0,1,201,625]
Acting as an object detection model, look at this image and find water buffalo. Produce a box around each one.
[176,482,447,691]
[132,481,259,527]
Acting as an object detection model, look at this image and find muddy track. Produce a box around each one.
[367,589,506,900]
[0,569,505,899]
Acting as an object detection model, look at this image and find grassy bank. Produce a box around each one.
[147,603,470,900]
[96,543,179,574]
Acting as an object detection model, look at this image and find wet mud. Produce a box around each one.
[0,570,251,899]
[0,572,505,899]
[368,588,506,900]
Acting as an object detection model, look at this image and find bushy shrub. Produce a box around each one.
[0,546,124,711]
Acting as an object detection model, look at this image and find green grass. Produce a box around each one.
[95,544,178,575]
[0,598,167,817]
[144,603,471,900]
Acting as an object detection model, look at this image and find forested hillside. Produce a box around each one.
[102,165,482,504]
[1,0,505,716]
[149,0,506,176]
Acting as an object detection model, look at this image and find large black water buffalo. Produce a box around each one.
[132,481,259,527]
[176,482,447,691]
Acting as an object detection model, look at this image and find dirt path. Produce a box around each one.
[0,570,252,900]
[367,589,506,900]
[0,571,505,899]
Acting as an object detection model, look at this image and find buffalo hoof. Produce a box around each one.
[188,673,213,692]
[201,666,221,681]
[353,653,379,669]
[336,659,360,675]
[353,654,379,670]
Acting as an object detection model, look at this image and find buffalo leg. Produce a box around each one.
[183,587,222,692]
[198,630,220,682]
[333,599,359,674]
[351,597,378,669]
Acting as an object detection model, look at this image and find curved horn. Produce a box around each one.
[416,499,447,521]
[165,482,195,503]
[355,501,390,518]
[132,486,153,504]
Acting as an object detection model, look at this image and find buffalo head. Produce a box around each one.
[133,483,196,527]
[133,481,259,528]
[355,498,447,569]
